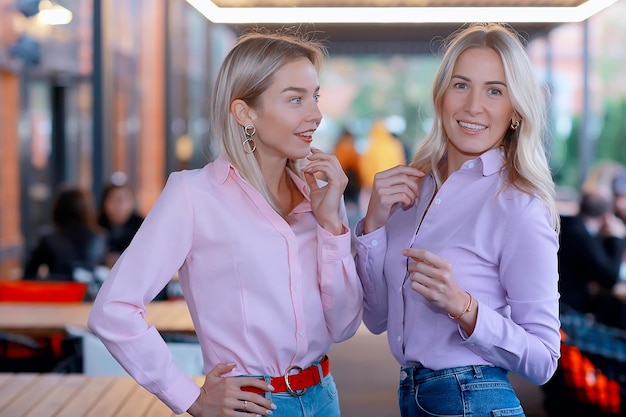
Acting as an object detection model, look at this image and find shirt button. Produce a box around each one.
[294,285,300,291]
[468,162,475,168]
[371,240,378,246]
[434,198,441,205]
[397,336,402,343]
[299,331,306,338]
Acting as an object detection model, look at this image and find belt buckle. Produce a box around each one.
[283,365,306,396]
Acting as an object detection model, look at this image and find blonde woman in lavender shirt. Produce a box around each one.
[354,23,560,417]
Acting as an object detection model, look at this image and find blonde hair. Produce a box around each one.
[410,23,559,232]
[209,28,327,211]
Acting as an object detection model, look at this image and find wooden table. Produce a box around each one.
[0,373,204,417]
[0,300,195,336]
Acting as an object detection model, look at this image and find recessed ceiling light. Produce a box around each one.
[185,0,617,24]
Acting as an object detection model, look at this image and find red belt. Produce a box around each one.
[242,355,330,396]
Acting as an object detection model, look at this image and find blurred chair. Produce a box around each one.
[0,280,87,303]
[0,280,87,372]
[63,326,204,376]
[0,331,57,372]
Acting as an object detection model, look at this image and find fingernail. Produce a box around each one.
[267,384,275,391]
[271,403,278,410]
[266,411,273,416]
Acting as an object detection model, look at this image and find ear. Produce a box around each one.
[230,99,256,126]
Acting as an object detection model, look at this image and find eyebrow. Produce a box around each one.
[452,74,507,87]
[281,86,321,94]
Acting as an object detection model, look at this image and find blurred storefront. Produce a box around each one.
[0,0,235,279]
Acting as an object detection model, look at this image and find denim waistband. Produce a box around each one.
[400,363,505,383]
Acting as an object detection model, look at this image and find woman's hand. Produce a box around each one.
[187,363,276,417]
[303,147,348,235]
[403,248,477,333]
[363,166,424,234]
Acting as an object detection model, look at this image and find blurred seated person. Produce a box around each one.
[97,177,170,301]
[23,185,108,298]
[97,176,144,268]
[558,190,626,328]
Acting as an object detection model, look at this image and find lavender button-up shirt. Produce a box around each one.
[354,148,560,385]
[88,155,363,414]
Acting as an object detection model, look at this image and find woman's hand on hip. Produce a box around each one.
[187,363,276,416]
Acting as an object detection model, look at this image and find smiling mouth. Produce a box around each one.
[458,121,486,131]
[296,130,315,141]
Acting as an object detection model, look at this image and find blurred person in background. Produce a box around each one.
[333,126,361,229]
[23,185,108,296]
[98,176,170,300]
[97,175,144,269]
[357,119,406,213]
[558,191,626,328]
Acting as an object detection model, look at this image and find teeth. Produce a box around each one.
[459,121,485,131]
[299,131,313,137]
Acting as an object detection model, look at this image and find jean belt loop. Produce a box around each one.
[472,365,483,379]
[315,359,324,380]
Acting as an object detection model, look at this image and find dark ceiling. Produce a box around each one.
[225,21,560,55]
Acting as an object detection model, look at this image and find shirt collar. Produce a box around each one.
[214,155,234,184]
[474,147,506,177]
[213,155,309,201]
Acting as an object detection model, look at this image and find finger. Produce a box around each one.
[238,376,274,394]
[373,176,420,199]
[375,165,425,180]
[207,362,236,378]
[235,388,277,415]
[304,171,319,191]
[403,248,441,266]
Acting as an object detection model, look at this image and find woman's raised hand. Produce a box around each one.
[303,147,348,235]
[363,166,424,234]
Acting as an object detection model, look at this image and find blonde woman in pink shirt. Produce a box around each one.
[88,29,363,417]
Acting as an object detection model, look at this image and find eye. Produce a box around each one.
[313,93,320,102]
[290,97,302,104]
[488,87,503,96]
[453,82,468,90]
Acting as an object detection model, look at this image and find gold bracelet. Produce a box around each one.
[448,291,473,320]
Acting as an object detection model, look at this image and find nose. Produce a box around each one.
[464,89,484,115]
[309,101,323,127]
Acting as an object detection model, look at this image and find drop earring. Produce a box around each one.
[242,124,256,153]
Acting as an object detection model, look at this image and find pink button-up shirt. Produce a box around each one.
[88,155,364,414]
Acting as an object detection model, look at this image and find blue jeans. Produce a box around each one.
[261,373,340,417]
[398,364,525,417]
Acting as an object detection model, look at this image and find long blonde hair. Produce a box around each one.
[209,28,327,210]
[411,23,560,232]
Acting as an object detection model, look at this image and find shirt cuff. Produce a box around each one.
[158,373,202,415]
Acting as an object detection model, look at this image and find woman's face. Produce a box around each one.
[248,58,323,164]
[441,47,516,169]
[104,187,135,225]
